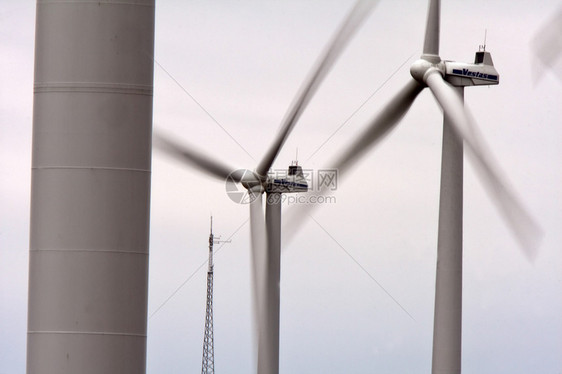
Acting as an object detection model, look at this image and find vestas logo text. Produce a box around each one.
[452,68,498,81]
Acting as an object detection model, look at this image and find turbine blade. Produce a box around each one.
[283,79,423,243]
[425,72,542,260]
[422,0,441,57]
[255,0,378,177]
[153,131,242,182]
[334,79,424,174]
[530,5,562,83]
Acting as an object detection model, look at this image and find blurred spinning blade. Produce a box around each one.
[284,79,424,242]
[256,0,378,177]
[153,131,242,182]
[531,5,562,82]
[424,71,542,259]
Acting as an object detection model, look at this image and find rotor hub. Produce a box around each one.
[410,57,445,84]
[240,170,265,194]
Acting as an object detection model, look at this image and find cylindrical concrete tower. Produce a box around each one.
[28,1,154,372]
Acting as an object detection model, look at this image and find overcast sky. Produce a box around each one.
[1,1,561,373]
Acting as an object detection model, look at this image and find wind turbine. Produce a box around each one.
[154,1,376,373]
[285,0,541,372]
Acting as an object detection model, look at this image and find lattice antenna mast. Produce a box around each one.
[201,216,230,374]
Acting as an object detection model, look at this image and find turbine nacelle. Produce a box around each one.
[411,49,500,87]
[238,164,310,195]
[444,50,500,87]
[266,164,309,194]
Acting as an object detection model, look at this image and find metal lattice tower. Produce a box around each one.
[201,217,229,374]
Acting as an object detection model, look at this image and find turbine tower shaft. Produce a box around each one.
[28,1,154,372]
[432,87,464,374]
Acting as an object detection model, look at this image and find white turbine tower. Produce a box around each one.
[286,0,541,373]
[154,1,377,373]
[28,0,154,373]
